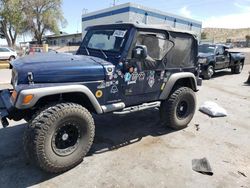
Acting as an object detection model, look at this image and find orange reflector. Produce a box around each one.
[22,94,34,104]
[11,90,17,101]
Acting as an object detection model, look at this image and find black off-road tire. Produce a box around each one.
[23,103,95,173]
[203,65,214,80]
[231,66,236,74]
[160,87,196,130]
[234,62,243,74]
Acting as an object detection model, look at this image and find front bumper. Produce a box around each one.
[0,90,13,127]
[196,77,202,86]
[199,62,212,76]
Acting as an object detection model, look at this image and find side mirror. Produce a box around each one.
[132,45,148,59]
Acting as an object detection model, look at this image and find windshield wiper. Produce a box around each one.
[83,45,90,56]
[99,49,108,60]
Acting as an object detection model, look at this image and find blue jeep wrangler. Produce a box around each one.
[0,23,201,173]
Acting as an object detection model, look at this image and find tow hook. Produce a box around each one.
[0,116,9,128]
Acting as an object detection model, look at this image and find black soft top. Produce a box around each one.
[87,23,198,69]
[88,23,196,36]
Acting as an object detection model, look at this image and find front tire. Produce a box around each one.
[203,65,214,79]
[23,103,95,173]
[160,87,196,130]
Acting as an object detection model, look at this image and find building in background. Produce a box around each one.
[82,3,202,39]
[45,33,82,46]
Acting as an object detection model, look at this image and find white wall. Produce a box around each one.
[82,12,130,38]
[81,4,202,39]
[127,12,201,39]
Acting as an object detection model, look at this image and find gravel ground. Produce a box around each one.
[0,64,250,187]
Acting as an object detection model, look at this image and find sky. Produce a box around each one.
[62,0,250,34]
[1,0,250,45]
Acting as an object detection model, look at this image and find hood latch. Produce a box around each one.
[28,72,34,84]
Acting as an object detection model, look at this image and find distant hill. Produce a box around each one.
[202,28,250,43]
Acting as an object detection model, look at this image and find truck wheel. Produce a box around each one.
[9,56,15,61]
[231,67,236,74]
[23,103,95,173]
[160,87,196,130]
[234,62,243,74]
[203,65,214,79]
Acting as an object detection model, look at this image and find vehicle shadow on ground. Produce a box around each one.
[0,108,175,187]
[211,70,232,79]
[90,108,174,155]
[0,123,56,188]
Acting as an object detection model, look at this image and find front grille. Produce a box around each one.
[11,69,17,87]
[11,70,15,85]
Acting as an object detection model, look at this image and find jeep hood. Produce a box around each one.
[198,52,214,58]
[11,53,109,84]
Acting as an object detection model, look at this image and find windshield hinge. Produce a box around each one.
[27,72,34,85]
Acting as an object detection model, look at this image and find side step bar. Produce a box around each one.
[101,102,126,113]
[113,101,161,115]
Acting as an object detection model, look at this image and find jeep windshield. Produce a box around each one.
[80,29,128,53]
[198,45,215,54]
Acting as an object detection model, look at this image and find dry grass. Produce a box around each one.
[0,61,10,69]
[203,28,250,43]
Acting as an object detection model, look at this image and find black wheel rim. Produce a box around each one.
[176,100,189,119]
[52,122,81,156]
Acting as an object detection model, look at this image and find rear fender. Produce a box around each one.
[159,72,198,100]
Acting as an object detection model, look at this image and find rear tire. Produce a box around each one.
[234,62,243,74]
[23,103,95,173]
[160,87,196,130]
[203,65,214,80]
[231,66,236,74]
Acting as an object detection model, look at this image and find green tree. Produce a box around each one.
[0,0,26,47]
[201,31,207,40]
[246,35,250,47]
[23,0,67,44]
[246,35,250,42]
[0,26,4,38]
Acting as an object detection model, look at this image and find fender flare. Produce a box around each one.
[159,72,198,100]
[208,60,215,67]
[15,85,103,114]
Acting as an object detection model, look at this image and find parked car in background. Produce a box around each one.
[198,44,245,79]
[27,47,58,55]
[0,47,17,61]
[225,43,234,49]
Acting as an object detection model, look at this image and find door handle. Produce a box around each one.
[155,70,162,76]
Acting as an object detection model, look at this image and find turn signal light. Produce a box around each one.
[22,94,34,104]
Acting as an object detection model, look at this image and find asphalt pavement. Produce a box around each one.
[0,58,250,187]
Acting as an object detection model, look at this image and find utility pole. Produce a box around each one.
[82,8,88,15]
